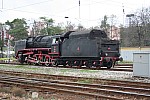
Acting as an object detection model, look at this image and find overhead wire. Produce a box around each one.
[2,0,54,11]
[0,2,123,25]
[0,0,147,25]
[1,8,65,18]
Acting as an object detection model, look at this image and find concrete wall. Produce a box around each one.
[121,47,150,62]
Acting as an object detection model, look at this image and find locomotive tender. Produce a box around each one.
[15,29,122,69]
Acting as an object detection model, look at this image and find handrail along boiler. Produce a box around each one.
[15,29,122,69]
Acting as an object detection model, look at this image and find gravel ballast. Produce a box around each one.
[0,64,150,100]
[0,64,150,83]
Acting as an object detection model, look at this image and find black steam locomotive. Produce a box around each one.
[15,29,122,69]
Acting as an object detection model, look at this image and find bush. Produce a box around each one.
[11,87,26,97]
[0,87,11,93]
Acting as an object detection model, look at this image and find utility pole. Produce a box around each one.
[33,20,36,37]
[122,3,125,27]
[126,14,134,27]
[78,0,82,31]
[1,24,4,58]
[110,16,113,39]
[79,0,80,20]
[7,38,10,62]
[126,14,134,46]
[64,16,69,32]
[2,0,3,9]
[137,24,141,49]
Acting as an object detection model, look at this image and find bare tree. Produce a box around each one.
[132,7,150,47]
[120,7,150,47]
[65,21,75,32]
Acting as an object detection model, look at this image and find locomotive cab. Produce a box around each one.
[51,36,60,53]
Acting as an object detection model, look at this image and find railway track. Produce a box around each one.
[0,62,133,72]
[0,74,150,100]
[0,70,149,99]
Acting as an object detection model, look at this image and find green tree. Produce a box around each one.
[5,18,28,41]
[100,15,110,33]
[39,17,63,35]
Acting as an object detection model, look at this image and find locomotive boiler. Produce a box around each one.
[15,29,122,69]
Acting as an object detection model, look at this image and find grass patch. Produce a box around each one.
[13,65,26,68]
[79,69,99,73]
[60,69,68,73]
[0,64,39,71]
[0,64,26,68]
[78,79,92,84]
[0,57,16,61]
[118,61,133,64]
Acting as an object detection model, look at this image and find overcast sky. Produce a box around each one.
[0,0,149,28]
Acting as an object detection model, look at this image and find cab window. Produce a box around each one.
[52,38,56,44]
[52,38,59,44]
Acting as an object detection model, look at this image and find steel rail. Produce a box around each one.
[0,75,150,99]
[0,63,133,72]
[0,77,122,100]
[0,70,149,89]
